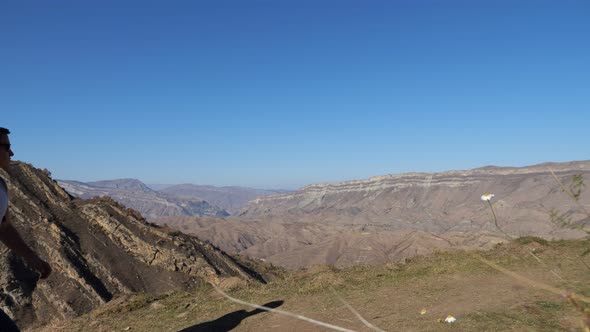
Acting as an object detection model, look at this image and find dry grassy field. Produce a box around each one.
[31,237,590,332]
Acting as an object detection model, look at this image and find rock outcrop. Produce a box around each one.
[1,162,264,329]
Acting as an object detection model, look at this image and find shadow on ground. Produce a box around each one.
[178,300,284,332]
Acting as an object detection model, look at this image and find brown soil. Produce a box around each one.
[28,240,590,332]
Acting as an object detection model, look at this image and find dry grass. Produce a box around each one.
[26,237,590,332]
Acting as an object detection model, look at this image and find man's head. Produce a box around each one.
[0,127,14,171]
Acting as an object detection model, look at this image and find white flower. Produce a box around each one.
[420,308,427,315]
[481,193,494,201]
[444,315,456,323]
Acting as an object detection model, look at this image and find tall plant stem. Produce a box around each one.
[488,200,511,239]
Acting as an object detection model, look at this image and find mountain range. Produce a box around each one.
[3,159,590,329]
[57,179,287,220]
[155,160,590,269]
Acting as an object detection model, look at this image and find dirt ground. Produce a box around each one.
[28,239,590,332]
[225,273,576,332]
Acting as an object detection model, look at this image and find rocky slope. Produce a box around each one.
[1,162,265,330]
[159,184,289,214]
[58,179,230,219]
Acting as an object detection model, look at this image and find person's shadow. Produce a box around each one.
[178,300,284,332]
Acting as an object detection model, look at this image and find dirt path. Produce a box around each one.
[222,268,578,332]
[29,241,589,332]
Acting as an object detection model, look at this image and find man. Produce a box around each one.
[0,127,51,331]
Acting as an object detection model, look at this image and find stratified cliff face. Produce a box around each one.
[58,179,230,219]
[239,161,590,238]
[0,162,264,330]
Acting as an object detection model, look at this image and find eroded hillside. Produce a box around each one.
[0,162,265,330]
[157,161,590,268]
[239,161,590,235]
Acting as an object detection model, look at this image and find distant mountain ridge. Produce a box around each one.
[160,184,290,213]
[57,179,230,219]
[239,160,590,231]
[86,178,153,192]
[57,179,289,219]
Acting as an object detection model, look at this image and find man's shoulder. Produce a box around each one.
[0,176,7,193]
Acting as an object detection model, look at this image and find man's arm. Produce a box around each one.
[0,213,51,279]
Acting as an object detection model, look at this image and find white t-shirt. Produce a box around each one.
[0,177,7,224]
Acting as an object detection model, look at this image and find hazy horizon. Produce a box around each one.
[54,158,589,191]
[3,1,589,188]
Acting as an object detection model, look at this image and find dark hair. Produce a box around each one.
[0,127,10,135]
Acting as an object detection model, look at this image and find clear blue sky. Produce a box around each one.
[2,1,589,189]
